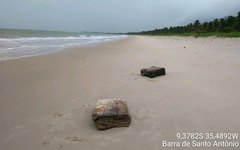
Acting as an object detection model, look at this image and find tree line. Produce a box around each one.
[128,11,240,36]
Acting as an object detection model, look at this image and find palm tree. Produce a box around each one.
[213,19,220,32]
[208,21,214,32]
[237,11,240,31]
[194,20,200,32]
[202,22,209,32]
[220,18,226,32]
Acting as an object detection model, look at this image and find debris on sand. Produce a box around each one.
[141,66,166,78]
[92,99,131,130]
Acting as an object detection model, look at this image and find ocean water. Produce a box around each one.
[0,28,127,61]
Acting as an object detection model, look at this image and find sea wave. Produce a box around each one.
[0,35,127,42]
[0,35,127,60]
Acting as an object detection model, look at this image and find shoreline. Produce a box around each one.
[1,34,239,62]
[0,36,240,150]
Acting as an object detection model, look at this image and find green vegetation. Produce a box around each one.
[128,11,240,37]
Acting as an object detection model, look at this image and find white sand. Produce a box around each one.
[0,36,240,150]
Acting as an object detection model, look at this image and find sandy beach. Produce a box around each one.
[0,36,240,150]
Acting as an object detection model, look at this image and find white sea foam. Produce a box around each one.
[0,35,127,61]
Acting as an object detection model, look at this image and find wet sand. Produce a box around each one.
[0,36,240,150]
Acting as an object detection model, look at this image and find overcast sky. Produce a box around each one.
[0,0,240,32]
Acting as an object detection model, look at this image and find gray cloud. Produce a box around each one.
[0,0,240,32]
